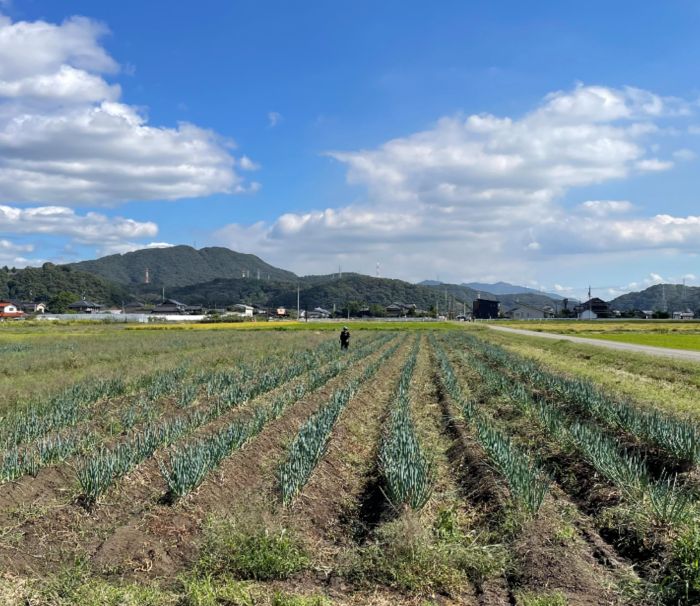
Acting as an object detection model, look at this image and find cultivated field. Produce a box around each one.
[503,320,700,352]
[0,322,698,605]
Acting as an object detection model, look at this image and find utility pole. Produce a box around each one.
[661,283,667,313]
[588,285,591,315]
[296,284,300,321]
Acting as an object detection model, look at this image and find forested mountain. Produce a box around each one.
[68,245,297,287]
[0,263,128,305]
[610,284,700,314]
[166,274,471,311]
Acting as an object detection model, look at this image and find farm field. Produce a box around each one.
[502,321,700,352]
[0,323,699,605]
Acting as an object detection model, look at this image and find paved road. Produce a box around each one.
[485,325,700,363]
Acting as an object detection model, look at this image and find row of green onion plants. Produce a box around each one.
[454,333,700,467]
[0,334,340,453]
[77,334,390,505]
[432,338,549,514]
[452,339,693,526]
[0,431,96,483]
[160,334,397,503]
[278,337,404,506]
[378,337,435,511]
[0,377,126,450]
[3,336,348,489]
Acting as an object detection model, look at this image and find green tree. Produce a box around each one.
[48,291,77,313]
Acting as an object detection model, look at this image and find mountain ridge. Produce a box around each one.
[68,245,297,287]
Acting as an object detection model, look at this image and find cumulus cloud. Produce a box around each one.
[0,205,160,265]
[0,14,253,204]
[215,84,694,281]
[0,238,38,266]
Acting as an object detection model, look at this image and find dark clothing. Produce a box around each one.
[340,329,350,350]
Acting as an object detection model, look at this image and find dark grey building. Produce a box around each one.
[473,298,499,319]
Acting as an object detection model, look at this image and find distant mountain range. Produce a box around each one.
[3,245,696,315]
[419,279,565,300]
[463,281,565,300]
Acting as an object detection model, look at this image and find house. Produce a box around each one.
[473,298,499,319]
[306,307,331,319]
[574,298,610,319]
[232,304,254,317]
[124,300,149,313]
[385,302,417,317]
[505,303,552,320]
[673,310,695,320]
[152,299,187,314]
[68,299,102,313]
[276,307,287,317]
[185,305,204,315]
[639,310,654,319]
[0,301,24,319]
[18,302,46,314]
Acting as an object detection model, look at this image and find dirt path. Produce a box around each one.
[486,324,700,362]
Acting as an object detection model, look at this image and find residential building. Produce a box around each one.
[18,302,46,313]
[232,304,254,317]
[505,303,552,320]
[673,310,695,320]
[0,301,24,319]
[124,300,149,313]
[152,299,187,314]
[306,307,331,319]
[385,302,417,317]
[68,299,102,313]
[574,298,610,319]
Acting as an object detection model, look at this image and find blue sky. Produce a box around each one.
[1,1,700,299]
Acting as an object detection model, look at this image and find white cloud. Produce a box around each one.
[0,14,254,204]
[97,240,174,256]
[215,84,694,282]
[535,213,700,254]
[0,238,38,267]
[673,148,696,161]
[579,200,634,216]
[0,204,157,245]
[268,111,282,127]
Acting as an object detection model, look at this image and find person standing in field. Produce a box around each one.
[340,326,350,350]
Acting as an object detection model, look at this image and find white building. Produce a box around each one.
[673,310,695,320]
[232,304,254,317]
[507,304,550,320]
[579,309,598,320]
